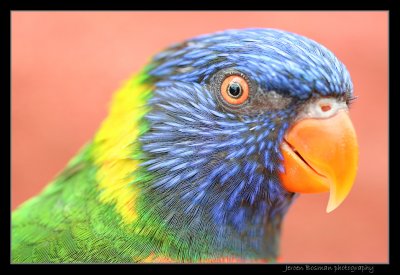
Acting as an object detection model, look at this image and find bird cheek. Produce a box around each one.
[279,110,359,213]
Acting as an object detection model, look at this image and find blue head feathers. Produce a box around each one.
[136,28,353,259]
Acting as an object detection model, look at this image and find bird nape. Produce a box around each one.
[12,28,358,263]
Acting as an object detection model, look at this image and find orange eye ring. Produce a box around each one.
[220,75,249,105]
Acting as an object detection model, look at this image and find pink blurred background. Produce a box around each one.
[11,12,388,263]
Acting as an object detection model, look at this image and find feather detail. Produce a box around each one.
[142,253,270,263]
[92,72,152,224]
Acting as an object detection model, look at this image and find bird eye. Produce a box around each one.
[220,75,249,105]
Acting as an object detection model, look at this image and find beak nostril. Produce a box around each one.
[320,104,332,112]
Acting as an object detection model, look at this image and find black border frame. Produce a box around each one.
[3,1,398,273]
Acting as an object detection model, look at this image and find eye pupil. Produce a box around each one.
[228,83,242,98]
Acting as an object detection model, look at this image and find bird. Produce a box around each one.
[12,28,359,263]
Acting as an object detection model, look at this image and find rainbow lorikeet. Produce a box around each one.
[12,28,358,263]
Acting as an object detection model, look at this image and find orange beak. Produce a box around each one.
[279,110,359,213]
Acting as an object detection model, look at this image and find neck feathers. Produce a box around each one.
[90,71,295,261]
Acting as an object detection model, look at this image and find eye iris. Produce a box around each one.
[220,74,249,105]
[228,82,242,98]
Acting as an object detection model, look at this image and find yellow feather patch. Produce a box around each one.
[93,73,152,224]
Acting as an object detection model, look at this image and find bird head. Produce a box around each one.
[130,28,358,258]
